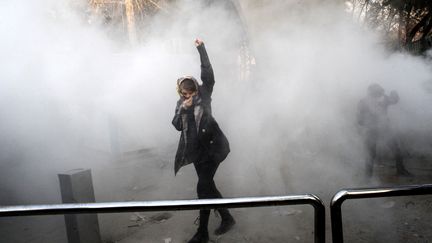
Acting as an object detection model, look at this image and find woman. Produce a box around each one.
[172,39,235,243]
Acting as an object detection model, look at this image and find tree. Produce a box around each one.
[348,0,432,53]
[87,0,170,43]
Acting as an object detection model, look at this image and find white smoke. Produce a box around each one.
[2,0,432,242]
[0,0,431,222]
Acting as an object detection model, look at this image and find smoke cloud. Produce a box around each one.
[1,0,432,241]
[1,0,432,198]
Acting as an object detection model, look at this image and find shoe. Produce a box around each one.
[187,230,209,243]
[397,168,413,177]
[214,215,236,235]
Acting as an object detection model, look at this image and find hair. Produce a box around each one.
[179,78,197,92]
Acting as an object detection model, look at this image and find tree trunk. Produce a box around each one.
[403,3,413,45]
[408,11,432,43]
[125,0,137,45]
[421,14,432,41]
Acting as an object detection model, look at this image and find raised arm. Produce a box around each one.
[195,39,215,95]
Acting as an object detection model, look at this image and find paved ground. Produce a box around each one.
[1,147,432,243]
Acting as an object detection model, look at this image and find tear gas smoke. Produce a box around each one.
[1,0,432,198]
[1,0,432,241]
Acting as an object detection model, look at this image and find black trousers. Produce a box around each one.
[193,161,230,232]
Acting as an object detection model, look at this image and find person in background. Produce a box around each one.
[172,38,235,243]
[357,83,412,177]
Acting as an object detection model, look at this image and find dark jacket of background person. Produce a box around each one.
[356,84,411,176]
[357,86,399,134]
[172,44,230,175]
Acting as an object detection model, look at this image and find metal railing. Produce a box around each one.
[0,195,325,243]
[330,184,432,243]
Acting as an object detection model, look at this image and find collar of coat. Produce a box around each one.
[181,96,203,135]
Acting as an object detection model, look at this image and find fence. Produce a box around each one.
[331,184,432,243]
[0,195,326,243]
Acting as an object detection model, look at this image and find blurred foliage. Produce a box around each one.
[348,0,432,54]
[84,0,245,42]
[85,0,172,43]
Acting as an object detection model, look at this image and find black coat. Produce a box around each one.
[357,92,399,131]
[172,44,230,174]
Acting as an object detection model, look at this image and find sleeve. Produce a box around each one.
[172,100,184,131]
[197,43,215,96]
[357,100,366,126]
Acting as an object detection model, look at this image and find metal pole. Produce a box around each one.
[331,184,432,243]
[312,195,326,243]
[58,169,101,243]
[0,195,325,243]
